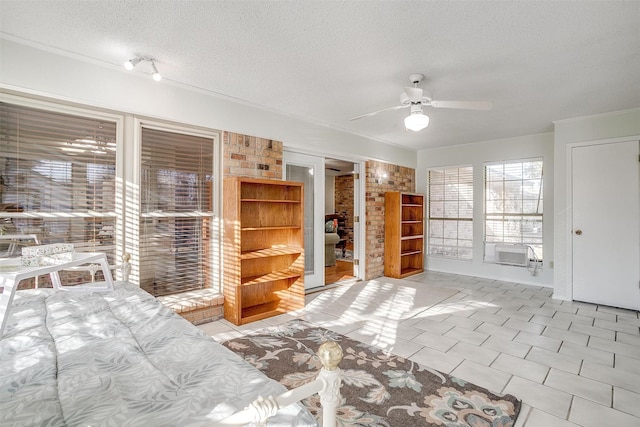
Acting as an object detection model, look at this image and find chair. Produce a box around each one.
[325,232,340,266]
[324,214,347,266]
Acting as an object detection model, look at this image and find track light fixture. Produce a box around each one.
[150,60,162,81]
[123,57,162,82]
[123,57,142,70]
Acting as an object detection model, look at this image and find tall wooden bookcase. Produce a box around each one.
[223,177,305,325]
[384,192,425,278]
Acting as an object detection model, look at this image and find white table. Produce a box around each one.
[0,252,114,338]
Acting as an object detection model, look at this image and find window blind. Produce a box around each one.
[484,160,543,260]
[428,166,473,259]
[140,127,214,296]
[0,102,117,263]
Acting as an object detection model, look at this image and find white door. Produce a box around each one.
[571,139,640,310]
[283,151,324,289]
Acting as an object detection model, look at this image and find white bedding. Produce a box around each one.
[0,282,316,426]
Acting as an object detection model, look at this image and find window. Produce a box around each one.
[484,159,543,260]
[428,166,473,259]
[0,102,117,264]
[139,127,215,296]
[1,99,221,297]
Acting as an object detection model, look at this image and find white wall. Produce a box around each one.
[417,133,555,287]
[325,175,335,214]
[552,108,640,300]
[417,108,640,298]
[0,38,416,169]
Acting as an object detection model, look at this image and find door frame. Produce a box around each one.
[352,161,365,279]
[565,135,640,302]
[284,149,366,284]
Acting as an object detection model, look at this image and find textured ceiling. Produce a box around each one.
[1,0,639,150]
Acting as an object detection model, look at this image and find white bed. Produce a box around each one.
[0,280,341,426]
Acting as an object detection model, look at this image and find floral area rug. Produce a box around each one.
[223,319,521,427]
[335,248,353,261]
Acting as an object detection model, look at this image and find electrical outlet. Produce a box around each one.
[549,261,554,268]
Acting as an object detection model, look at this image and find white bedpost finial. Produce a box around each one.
[317,340,343,370]
[121,252,131,282]
[317,341,343,427]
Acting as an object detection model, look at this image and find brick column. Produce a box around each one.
[223,132,283,179]
[365,160,415,279]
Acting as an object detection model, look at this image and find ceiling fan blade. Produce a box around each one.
[429,100,494,110]
[349,104,409,121]
[403,87,423,103]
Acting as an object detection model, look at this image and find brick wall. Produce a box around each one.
[223,132,283,179]
[334,175,354,247]
[364,160,415,280]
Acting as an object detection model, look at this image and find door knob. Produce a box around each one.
[575,229,582,235]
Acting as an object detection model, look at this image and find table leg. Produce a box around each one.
[50,271,63,290]
[98,258,114,290]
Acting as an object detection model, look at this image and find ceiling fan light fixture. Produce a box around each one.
[404,109,429,132]
[350,73,492,133]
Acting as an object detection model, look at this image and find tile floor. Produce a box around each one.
[198,271,640,427]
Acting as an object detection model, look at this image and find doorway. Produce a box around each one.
[324,158,357,285]
[284,151,363,289]
[571,139,640,310]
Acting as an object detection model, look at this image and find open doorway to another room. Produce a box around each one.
[324,158,357,285]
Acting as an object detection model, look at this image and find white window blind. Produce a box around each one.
[140,127,214,296]
[428,166,473,259]
[484,160,543,260]
[0,102,117,265]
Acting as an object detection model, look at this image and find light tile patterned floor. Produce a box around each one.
[198,271,640,427]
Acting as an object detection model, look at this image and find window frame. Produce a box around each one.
[133,118,222,294]
[427,164,474,260]
[483,158,544,263]
[0,93,125,270]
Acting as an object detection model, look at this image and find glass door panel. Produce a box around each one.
[283,151,324,289]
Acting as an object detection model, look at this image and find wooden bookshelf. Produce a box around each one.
[384,192,425,278]
[223,177,304,325]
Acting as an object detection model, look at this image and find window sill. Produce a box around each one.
[157,289,224,325]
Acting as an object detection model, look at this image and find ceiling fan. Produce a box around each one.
[350,73,493,131]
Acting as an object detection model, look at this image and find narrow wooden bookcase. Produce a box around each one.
[384,191,425,278]
[223,177,305,325]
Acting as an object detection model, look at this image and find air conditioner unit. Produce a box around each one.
[494,244,528,266]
